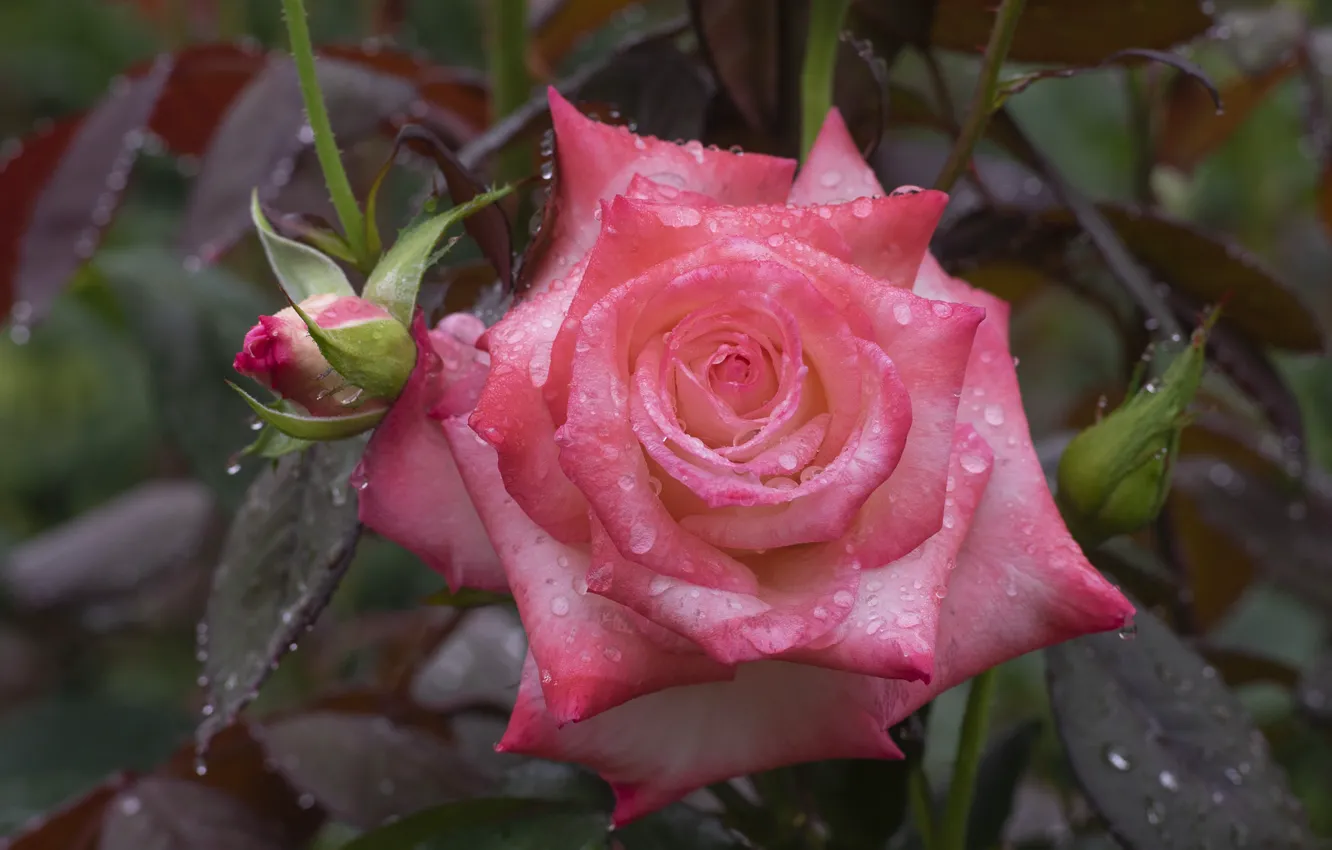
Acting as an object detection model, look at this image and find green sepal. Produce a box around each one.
[250,190,355,302]
[362,185,514,326]
[229,381,386,441]
[288,302,416,400]
[244,422,314,459]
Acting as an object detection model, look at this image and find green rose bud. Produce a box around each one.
[1057,316,1215,545]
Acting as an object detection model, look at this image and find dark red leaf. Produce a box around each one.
[158,722,326,846]
[3,772,132,850]
[3,55,173,324]
[395,125,513,288]
[143,44,268,158]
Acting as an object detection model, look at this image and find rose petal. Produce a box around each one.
[357,315,505,592]
[442,418,730,724]
[784,425,992,681]
[788,109,947,287]
[587,520,862,664]
[472,263,591,543]
[527,89,795,299]
[498,655,902,825]
[788,108,885,206]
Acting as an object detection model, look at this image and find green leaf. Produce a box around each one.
[198,438,365,748]
[362,186,513,326]
[244,416,314,460]
[228,381,385,441]
[251,190,355,303]
[1046,603,1316,849]
[615,803,742,850]
[337,798,610,850]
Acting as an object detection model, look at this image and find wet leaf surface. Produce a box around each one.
[614,803,741,850]
[98,777,290,850]
[255,691,503,829]
[3,56,172,324]
[1296,652,1332,725]
[1046,604,1316,849]
[928,0,1213,64]
[197,438,366,747]
[3,774,129,850]
[339,798,611,850]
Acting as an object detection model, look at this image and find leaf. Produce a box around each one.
[799,710,929,849]
[577,35,715,147]
[1157,57,1299,173]
[927,0,1213,64]
[1049,206,1324,352]
[250,192,355,302]
[1171,456,1332,615]
[394,125,514,290]
[1000,49,1221,109]
[1198,647,1301,690]
[1046,604,1316,849]
[98,777,291,850]
[197,439,366,748]
[95,246,272,506]
[178,55,418,266]
[254,691,504,830]
[531,0,642,70]
[157,722,325,847]
[1,55,172,323]
[338,798,611,850]
[965,720,1043,850]
[689,0,792,139]
[143,44,267,158]
[362,187,513,326]
[228,382,385,441]
[1165,491,1254,632]
[3,774,130,850]
[614,803,742,850]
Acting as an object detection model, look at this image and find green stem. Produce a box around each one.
[487,0,531,185]
[799,0,853,161]
[280,0,369,266]
[909,765,938,850]
[938,669,998,850]
[933,0,1028,192]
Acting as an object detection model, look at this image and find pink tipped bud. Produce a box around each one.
[233,294,398,416]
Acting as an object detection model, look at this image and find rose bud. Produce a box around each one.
[1057,319,1212,544]
[233,293,415,417]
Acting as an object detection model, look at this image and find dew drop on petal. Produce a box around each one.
[550,596,570,616]
[629,522,657,554]
[893,303,912,325]
[833,590,854,607]
[819,170,842,188]
[983,404,1005,427]
[960,454,988,474]
[778,453,798,471]
[648,575,672,596]
[618,474,636,491]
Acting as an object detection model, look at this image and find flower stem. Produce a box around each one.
[938,668,997,850]
[280,0,369,266]
[800,0,853,161]
[933,0,1027,192]
[909,765,938,850]
[487,0,531,185]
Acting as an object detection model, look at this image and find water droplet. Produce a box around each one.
[813,606,829,619]
[932,302,953,318]
[618,474,636,491]
[1224,766,1243,785]
[604,645,623,662]
[297,792,316,809]
[648,575,672,596]
[893,303,912,325]
[983,404,1005,427]
[833,590,854,607]
[226,462,242,476]
[777,453,798,471]
[1145,797,1165,826]
[1119,622,1138,640]
[819,170,842,188]
[890,184,923,196]
[1104,745,1133,771]
[550,596,570,616]
[648,476,663,496]
[1159,770,1179,791]
[799,465,824,483]
[959,454,988,474]
[629,522,657,554]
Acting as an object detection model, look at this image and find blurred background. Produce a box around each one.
[0,0,1330,847]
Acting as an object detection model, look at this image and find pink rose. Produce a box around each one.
[233,293,396,416]
[358,89,1132,823]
